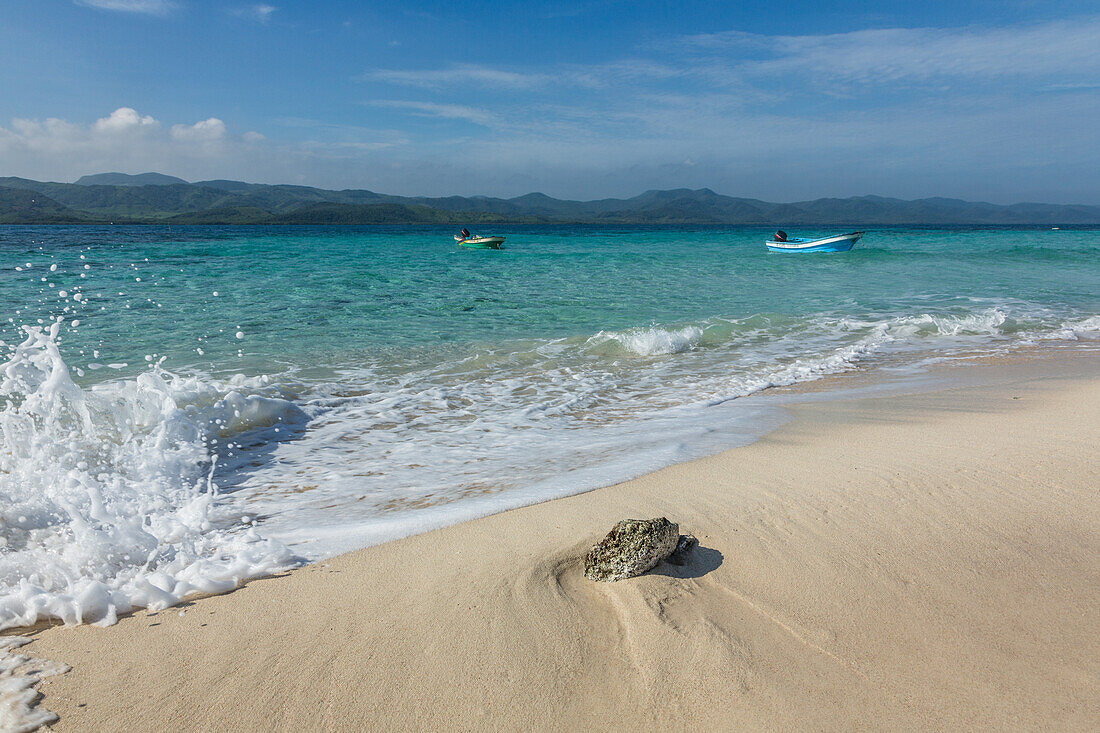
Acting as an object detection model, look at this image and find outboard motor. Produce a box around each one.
[773,230,787,242]
[460,228,471,239]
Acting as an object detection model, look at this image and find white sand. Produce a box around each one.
[15,361,1100,731]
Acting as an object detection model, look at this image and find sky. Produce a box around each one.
[0,0,1098,203]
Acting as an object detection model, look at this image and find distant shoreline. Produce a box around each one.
[3,175,1099,226]
[3,221,1099,230]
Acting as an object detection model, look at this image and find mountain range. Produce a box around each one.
[1,172,1098,226]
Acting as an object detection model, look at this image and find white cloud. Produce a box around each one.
[361,64,548,89]
[7,117,87,155]
[685,18,1100,88]
[94,107,158,132]
[170,117,227,141]
[231,4,276,23]
[0,109,270,183]
[370,101,495,126]
[74,0,175,15]
[361,59,689,92]
[363,18,1100,99]
[254,5,276,22]
[0,108,410,188]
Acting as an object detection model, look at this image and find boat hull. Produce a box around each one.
[765,232,862,253]
[456,236,505,249]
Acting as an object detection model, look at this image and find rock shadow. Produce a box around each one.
[650,545,723,580]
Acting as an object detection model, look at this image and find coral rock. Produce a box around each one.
[584,518,679,581]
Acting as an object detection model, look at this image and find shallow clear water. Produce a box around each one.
[4,226,1098,375]
[1,224,1098,628]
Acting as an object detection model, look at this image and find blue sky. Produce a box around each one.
[1,0,1098,202]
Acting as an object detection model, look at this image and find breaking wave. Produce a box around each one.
[0,322,301,631]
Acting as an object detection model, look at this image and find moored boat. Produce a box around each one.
[765,231,862,253]
[455,227,505,249]
[455,235,505,249]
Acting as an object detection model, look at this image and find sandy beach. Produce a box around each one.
[12,353,1100,731]
[6,5,1100,732]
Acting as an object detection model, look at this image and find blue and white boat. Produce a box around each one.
[765,231,863,253]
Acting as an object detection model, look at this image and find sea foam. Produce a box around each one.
[0,322,300,631]
[0,636,67,733]
[586,325,704,356]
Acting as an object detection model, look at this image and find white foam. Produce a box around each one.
[1045,314,1100,341]
[0,323,300,631]
[586,325,703,356]
[0,636,67,733]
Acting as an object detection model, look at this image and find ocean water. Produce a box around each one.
[1,224,1098,629]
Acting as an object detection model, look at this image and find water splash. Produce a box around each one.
[0,322,300,630]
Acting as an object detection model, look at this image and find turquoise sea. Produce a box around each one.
[1,225,1098,628]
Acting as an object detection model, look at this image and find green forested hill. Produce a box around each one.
[0,187,92,223]
[1,175,1097,225]
[75,172,189,186]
